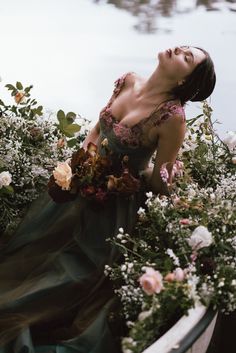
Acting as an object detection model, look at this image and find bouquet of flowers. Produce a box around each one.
[48,140,141,204]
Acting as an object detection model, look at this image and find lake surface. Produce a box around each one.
[0,0,235,137]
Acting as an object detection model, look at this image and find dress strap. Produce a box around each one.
[150,100,186,127]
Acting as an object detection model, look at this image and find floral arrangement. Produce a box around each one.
[48,140,141,204]
[104,102,236,353]
[0,81,90,236]
[1,79,235,352]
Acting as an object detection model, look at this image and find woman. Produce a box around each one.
[0,45,216,353]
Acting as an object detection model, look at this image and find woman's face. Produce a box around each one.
[158,45,206,83]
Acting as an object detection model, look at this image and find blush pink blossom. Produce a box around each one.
[139,267,163,295]
[174,267,185,281]
[179,218,191,225]
[171,160,184,178]
[160,163,169,183]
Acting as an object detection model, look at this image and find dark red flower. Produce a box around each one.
[80,185,96,197]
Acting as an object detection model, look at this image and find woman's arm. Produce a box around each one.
[82,121,100,150]
[143,114,186,196]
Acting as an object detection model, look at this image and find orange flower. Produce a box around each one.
[14,91,26,104]
[164,273,175,282]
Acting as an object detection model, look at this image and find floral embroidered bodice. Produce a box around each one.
[99,72,185,173]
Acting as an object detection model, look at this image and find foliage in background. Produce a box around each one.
[0,82,90,236]
[105,102,236,353]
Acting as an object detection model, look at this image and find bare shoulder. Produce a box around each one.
[124,71,137,87]
[157,101,186,137]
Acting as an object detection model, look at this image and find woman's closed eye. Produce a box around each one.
[184,55,190,63]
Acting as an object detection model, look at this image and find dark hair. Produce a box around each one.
[172,47,216,106]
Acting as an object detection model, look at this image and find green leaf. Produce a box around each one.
[63,124,81,137]
[36,106,43,115]
[16,81,23,90]
[57,110,65,121]
[67,138,78,148]
[5,84,15,91]
[24,85,33,93]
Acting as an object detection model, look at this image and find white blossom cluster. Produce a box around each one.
[145,192,171,211]
[166,248,180,266]
[179,115,213,154]
[214,173,236,200]
[222,130,236,152]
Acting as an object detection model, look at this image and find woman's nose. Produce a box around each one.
[174,47,180,55]
[174,46,189,55]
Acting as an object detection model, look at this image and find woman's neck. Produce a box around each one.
[135,68,176,102]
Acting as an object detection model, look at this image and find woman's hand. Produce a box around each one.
[146,114,186,196]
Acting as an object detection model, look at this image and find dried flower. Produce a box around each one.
[101,138,108,147]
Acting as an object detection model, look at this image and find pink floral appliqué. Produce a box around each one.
[154,101,185,126]
[113,123,140,147]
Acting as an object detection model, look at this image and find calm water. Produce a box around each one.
[0,0,235,137]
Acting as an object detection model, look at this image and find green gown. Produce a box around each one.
[0,72,185,353]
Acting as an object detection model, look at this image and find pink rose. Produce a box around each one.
[139,267,163,295]
[174,267,185,281]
